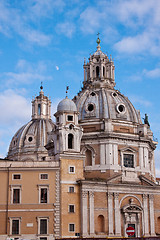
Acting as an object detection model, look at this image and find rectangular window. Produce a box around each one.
[69,223,75,232]
[13,189,20,204]
[69,166,75,173]
[69,186,74,193]
[13,174,21,180]
[69,205,75,213]
[40,219,47,234]
[41,188,48,203]
[40,174,48,180]
[124,154,134,168]
[12,219,19,235]
[40,238,47,240]
[67,115,73,121]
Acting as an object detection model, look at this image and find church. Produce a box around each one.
[0,37,160,240]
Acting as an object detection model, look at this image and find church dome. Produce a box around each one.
[57,97,77,112]
[7,119,55,161]
[7,86,55,161]
[74,88,141,123]
[73,38,141,124]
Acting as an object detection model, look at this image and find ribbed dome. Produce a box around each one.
[7,118,55,161]
[74,88,142,124]
[57,97,77,112]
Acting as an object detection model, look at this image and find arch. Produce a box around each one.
[96,215,105,233]
[120,194,143,208]
[85,149,92,166]
[38,104,41,115]
[81,145,96,167]
[68,133,73,149]
[96,66,100,77]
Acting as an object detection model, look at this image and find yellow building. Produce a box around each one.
[0,38,160,240]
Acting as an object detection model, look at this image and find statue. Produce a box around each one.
[143,113,150,127]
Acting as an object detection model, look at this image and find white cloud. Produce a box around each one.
[0,1,52,46]
[56,21,75,38]
[0,89,31,125]
[1,59,52,87]
[79,7,105,34]
[143,68,160,78]
[129,95,152,107]
[114,32,151,54]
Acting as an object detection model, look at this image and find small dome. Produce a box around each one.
[57,97,77,112]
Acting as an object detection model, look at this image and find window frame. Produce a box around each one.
[11,185,22,204]
[67,115,74,122]
[69,204,75,213]
[12,174,21,180]
[40,173,49,180]
[123,153,134,168]
[10,217,21,235]
[38,217,49,236]
[38,185,49,204]
[68,166,75,174]
[121,148,137,169]
[68,186,75,193]
[69,223,75,232]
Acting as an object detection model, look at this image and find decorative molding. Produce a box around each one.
[89,191,94,198]
[82,190,88,198]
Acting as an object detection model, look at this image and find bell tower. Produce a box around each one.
[47,96,83,155]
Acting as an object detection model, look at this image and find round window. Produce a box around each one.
[88,104,94,112]
[116,103,126,114]
[112,92,117,97]
[28,136,33,142]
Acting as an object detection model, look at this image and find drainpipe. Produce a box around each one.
[6,163,11,235]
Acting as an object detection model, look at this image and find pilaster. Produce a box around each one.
[114,193,121,236]
[108,192,114,236]
[143,194,149,236]
[149,194,155,236]
[82,190,88,236]
[89,191,94,235]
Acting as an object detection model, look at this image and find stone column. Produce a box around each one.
[82,190,88,236]
[108,192,114,236]
[114,193,121,236]
[149,194,155,236]
[89,191,95,235]
[143,194,149,236]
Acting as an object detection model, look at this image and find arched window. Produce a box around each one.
[85,149,92,166]
[68,134,73,149]
[38,104,41,115]
[97,215,105,233]
[103,66,105,77]
[96,66,100,77]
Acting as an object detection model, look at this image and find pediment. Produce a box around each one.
[106,173,122,183]
[139,175,156,186]
[120,146,137,153]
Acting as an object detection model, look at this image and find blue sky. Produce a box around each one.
[0,0,160,176]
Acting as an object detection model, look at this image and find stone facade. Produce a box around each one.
[0,39,160,240]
